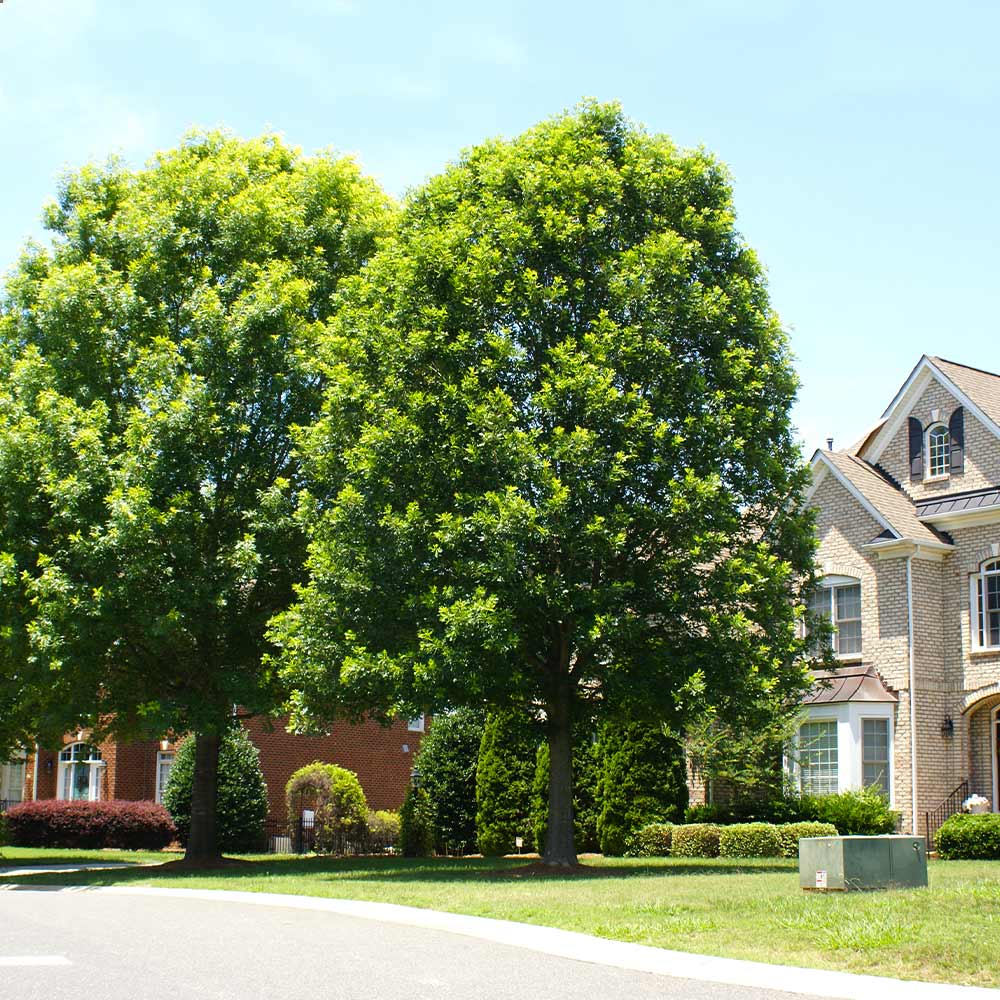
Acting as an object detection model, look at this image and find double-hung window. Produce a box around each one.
[973,559,1000,648]
[862,718,890,796]
[808,580,862,657]
[798,720,838,795]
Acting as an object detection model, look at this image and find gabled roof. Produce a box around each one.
[809,449,951,549]
[929,357,1000,430]
[865,355,1000,463]
[804,664,898,705]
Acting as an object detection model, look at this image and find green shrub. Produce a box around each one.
[414,707,483,854]
[163,726,269,853]
[671,823,722,858]
[802,787,898,836]
[718,822,782,858]
[285,761,368,853]
[475,709,537,856]
[399,784,434,857]
[684,794,806,825]
[597,721,687,856]
[366,809,401,849]
[776,821,838,858]
[0,812,8,847]
[624,822,673,857]
[937,813,1000,860]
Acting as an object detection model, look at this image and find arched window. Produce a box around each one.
[974,559,1000,649]
[57,742,103,802]
[927,424,950,478]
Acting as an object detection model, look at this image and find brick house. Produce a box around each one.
[793,355,1000,837]
[1,714,426,820]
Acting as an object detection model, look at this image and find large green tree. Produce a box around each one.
[0,133,390,859]
[273,102,816,866]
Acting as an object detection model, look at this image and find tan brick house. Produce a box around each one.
[798,355,1000,838]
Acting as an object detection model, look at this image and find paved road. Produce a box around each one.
[0,888,823,1000]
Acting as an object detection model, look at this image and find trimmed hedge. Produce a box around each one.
[4,799,176,849]
[719,822,782,858]
[671,823,722,858]
[937,813,1000,860]
[776,821,838,858]
[624,822,673,857]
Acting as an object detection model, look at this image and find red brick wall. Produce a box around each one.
[23,718,424,820]
[245,715,424,818]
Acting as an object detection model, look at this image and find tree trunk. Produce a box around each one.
[185,731,221,862]
[543,677,577,867]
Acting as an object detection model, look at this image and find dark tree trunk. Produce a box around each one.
[185,731,221,862]
[543,674,577,867]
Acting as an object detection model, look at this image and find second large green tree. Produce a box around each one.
[275,102,816,866]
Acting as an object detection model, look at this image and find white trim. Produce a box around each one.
[969,559,1000,652]
[155,750,175,804]
[31,743,39,802]
[925,422,951,480]
[920,503,1000,530]
[868,357,1000,466]
[407,714,425,733]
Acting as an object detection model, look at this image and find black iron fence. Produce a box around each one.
[261,815,397,856]
[924,778,969,851]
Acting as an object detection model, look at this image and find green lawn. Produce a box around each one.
[2,850,998,988]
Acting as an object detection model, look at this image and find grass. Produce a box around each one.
[2,849,998,987]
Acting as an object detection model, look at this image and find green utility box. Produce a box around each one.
[799,836,927,891]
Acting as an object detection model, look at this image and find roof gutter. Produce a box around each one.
[906,554,919,836]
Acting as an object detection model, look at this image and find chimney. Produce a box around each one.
[826,437,834,451]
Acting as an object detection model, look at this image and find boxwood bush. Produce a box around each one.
[776,821,838,858]
[671,823,722,858]
[4,799,176,849]
[936,813,1000,860]
[718,822,782,858]
[624,822,673,857]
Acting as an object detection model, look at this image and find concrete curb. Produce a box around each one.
[7,884,995,1000]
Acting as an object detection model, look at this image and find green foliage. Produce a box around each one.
[476,710,537,856]
[399,784,434,857]
[0,131,391,768]
[366,809,401,849]
[624,823,673,857]
[285,761,367,852]
[937,814,1000,860]
[163,726,268,852]
[273,101,817,863]
[671,824,723,858]
[775,822,838,858]
[0,812,8,847]
[597,722,687,856]
[718,822,782,858]
[801,788,898,836]
[414,707,483,854]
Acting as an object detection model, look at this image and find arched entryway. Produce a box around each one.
[965,694,1000,811]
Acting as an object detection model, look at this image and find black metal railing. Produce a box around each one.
[924,778,969,850]
[260,816,397,856]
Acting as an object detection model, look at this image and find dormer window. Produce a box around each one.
[927,424,950,478]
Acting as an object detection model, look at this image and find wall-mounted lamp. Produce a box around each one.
[160,739,170,752]
[410,764,421,789]
[941,717,955,738]
[44,758,53,773]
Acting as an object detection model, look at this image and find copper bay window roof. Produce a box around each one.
[803,664,898,705]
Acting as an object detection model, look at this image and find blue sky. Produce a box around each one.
[2,0,998,453]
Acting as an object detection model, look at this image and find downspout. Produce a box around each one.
[32,741,40,801]
[906,554,919,835]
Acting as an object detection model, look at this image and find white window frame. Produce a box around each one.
[992,704,999,816]
[860,715,891,797]
[787,703,894,804]
[0,752,27,803]
[407,714,425,733]
[796,718,840,795]
[155,751,175,804]
[925,422,950,480]
[57,742,103,802]
[971,559,1000,650]
[808,576,862,659]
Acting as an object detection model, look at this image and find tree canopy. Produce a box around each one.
[273,102,817,865]
[0,132,391,856]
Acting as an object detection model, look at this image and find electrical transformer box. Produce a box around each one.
[799,836,928,891]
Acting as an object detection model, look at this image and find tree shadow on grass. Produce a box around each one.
[1,854,794,889]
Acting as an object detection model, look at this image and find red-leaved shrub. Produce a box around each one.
[5,800,177,850]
